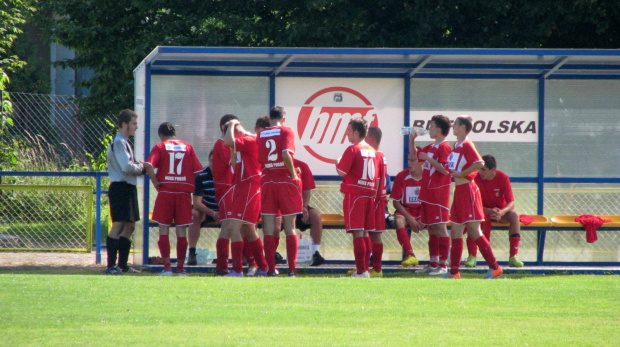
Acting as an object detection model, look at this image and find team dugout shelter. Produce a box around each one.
[132,47,620,267]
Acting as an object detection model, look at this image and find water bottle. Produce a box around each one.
[400,126,429,136]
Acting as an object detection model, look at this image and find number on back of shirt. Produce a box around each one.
[265,139,277,162]
[168,152,185,175]
[361,157,375,181]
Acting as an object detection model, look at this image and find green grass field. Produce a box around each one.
[1,271,618,346]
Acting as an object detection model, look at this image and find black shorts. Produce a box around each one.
[200,214,218,228]
[109,182,140,223]
[295,206,315,232]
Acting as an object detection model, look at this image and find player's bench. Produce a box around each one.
[550,215,620,228]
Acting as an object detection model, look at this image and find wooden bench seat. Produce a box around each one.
[149,212,551,228]
[551,215,620,228]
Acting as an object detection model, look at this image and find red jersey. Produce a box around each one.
[336,141,378,194]
[474,169,514,209]
[147,139,202,193]
[447,138,483,182]
[390,169,423,217]
[257,125,296,181]
[418,141,451,202]
[211,138,233,200]
[294,159,316,191]
[233,133,261,183]
[375,151,388,201]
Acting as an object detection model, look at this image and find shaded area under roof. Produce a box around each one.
[137,46,620,79]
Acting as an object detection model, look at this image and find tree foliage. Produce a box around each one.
[1,0,34,169]
[35,0,620,119]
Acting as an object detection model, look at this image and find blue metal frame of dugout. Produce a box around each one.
[136,47,620,266]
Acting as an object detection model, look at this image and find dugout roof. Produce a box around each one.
[138,47,620,79]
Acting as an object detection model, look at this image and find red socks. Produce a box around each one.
[364,236,372,272]
[249,238,268,271]
[286,234,298,273]
[372,243,383,273]
[263,235,278,273]
[231,241,244,273]
[438,236,450,268]
[216,238,230,271]
[450,238,463,275]
[396,228,414,256]
[353,237,367,274]
[475,236,498,269]
[429,234,439,267]
[157,235,172,272]
[243,237,256,268]
[466,235,477,257]
[176,237,188,273]
[510,234,521,257]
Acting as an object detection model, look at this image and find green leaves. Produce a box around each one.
[32,0,620,120]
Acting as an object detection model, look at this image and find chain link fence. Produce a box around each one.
[1,92,114,252]
[3,92,619,262]
[0,184,93,251]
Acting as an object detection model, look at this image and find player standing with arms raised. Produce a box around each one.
[212,114,238,276]
[410,115,452,275]
[445,116,503,279]
[223,118,269,277]
[336,118,378,278]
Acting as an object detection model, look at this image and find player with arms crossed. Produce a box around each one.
[256,107,303,277]
[147,122,202,276]
[445,116,503,279]
[390,151,424,267]
[336,118,378,278]
[410,115,452,276]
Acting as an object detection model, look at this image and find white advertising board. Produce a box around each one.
[410,111,538,143]
[277,78,405,176]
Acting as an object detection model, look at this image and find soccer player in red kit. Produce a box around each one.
[445,116,503,279]
[212,114,237,276]
[222,118,269,277]
[336,118,378,278]
[147,122,203,276]
[365,127,387,277]
[465,154,524,267]
[410,115,452,276]
[390,151,424,267]
[256,106,303,277]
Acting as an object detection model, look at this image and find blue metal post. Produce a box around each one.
[269,75,276,109]
[536,76,546,265]
[403,77,411,169]
[95,172,102,264]
[143,64,152,265]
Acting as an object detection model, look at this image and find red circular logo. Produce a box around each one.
[297,87,379,164]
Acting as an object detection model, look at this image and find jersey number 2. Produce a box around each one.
[265,139,278,162]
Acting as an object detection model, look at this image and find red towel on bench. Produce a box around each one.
[519,214,536,225]
[575,215,611,243]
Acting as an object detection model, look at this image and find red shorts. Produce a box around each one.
[218,186,234,221]
[343,192,375,232]
[420,201,450,225]
[450,181,485,224]
[151,191,193,226]
[261,177,303,216]
[230,178,261,224]
[394,205,422,219]
[373,199,387,232]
